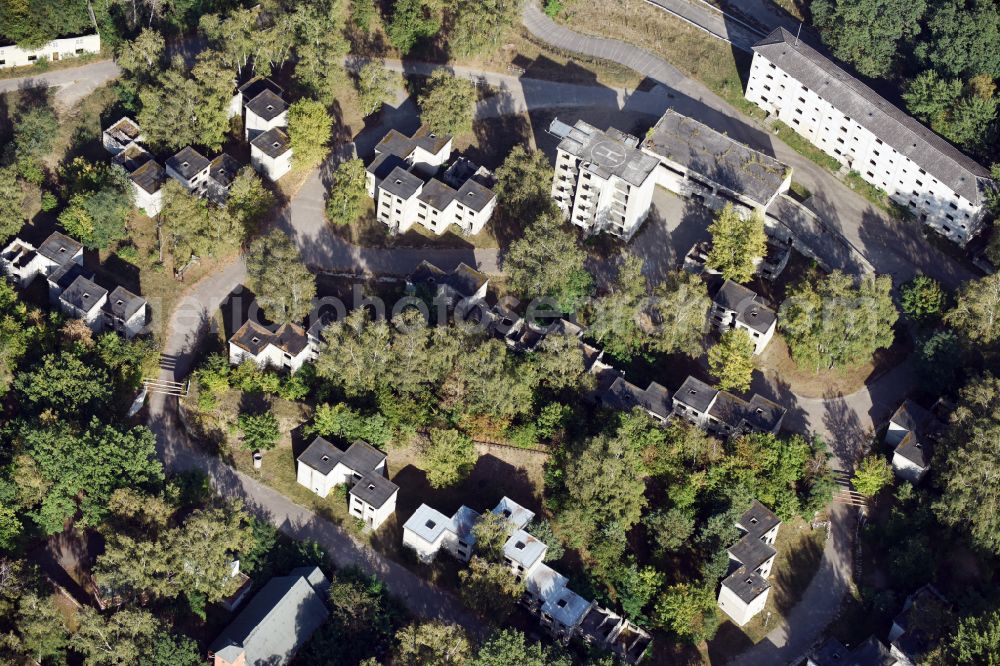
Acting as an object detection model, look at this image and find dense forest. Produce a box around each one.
[808,0,1000,163]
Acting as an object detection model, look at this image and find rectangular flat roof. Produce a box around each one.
[556,119,658,187]
[644,109,789,206]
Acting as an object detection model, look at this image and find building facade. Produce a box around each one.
[717,501,781,626]
[366,126,496,236]
[709,280,778,355]
[0,34,100,69]
[549,119,659,241]
[250,127,293,182]
[745,28,992,246]
[228,320,315,373]
[673,375,786,437]
[296,437,398,530]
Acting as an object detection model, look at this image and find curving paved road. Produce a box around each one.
[0,59,120,107]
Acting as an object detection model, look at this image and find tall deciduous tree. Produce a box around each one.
[587,254,648,361]
[648,270,710,356]
[226,168,276,231]
[0,167,26,241]
[316,310,394,396]
[779,271,897,371]
[933,374,1000,554]
[417,68,476,137]
[503,210,592,312]
[423,428,476,488]
[811,0,928,78]
[387,0,441,54]
[945,272,1000,344]
[238,412,281,453]
[493,145,556,222]
[292,0,351,104]
[900,274,946,323]
[159,180,242,266]
[459,556,523,623]
[325,158,368,226]
[116,28,166,79]
[706,204,767,283]
[708,328,755,392]
[448,0,521,57]
[356,60,395,116]
[453,338,536,419]
[470,629,569,666]
[246,230,317,324]
[852,455,893,497]
[73,608,161,666]
[394,621,471,665]
[653,583,719,643]
[288,98,333,169]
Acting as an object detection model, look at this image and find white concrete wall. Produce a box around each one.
[0,34,100,69]
[718,584,768,626]
[165,163,210,193]
[251,148,292,182]
[62,297,108,332]
[245,109,288,140]
[410,140,452,176]
[892,452,927,483]
[554,149,654,240]
[349,490,397,530]
[403,528,443,563]
[133,183,163,217]
[376,185,422,233]
[745,52,985,245]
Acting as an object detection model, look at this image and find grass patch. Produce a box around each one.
[771,120,842,172]
[843,171,911,221]
[788,180,811,202]
[556,0,766,119]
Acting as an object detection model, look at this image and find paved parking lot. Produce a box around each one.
[630,187,717,281]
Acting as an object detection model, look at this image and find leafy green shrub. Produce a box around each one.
[40,191,58,211]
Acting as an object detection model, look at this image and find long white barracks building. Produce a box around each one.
[745,28,992,246]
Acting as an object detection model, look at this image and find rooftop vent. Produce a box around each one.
[82,293,90,300]
[557,599,567,608]
[182,161,189,168]
[502,510,511,518]
[749,517,758,524]
[321,455,329,462]
[58,247,66,253]
[746,578,754,585]
[515,541,525,550]
[251,336,260,344]
[116,299,124,307]
[272,142,280,149]
[425,519,436,529]
[266,104,274,111]
[688,389,697,395]
[368,484,376,491]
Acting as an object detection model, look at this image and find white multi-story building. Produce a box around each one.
[58,275,108,331]
[717,501,781,626]
[0,232,83,287]
[550,119,660,241]
[403,503,482,564]
[228,320,315,373]
[250,127,293,182]
[709,280,777,355]
[296,436,398,530]
[366,126,496,236]
[0,34,100,69]
[673,375,786,437]
[102,286,148,339]
[745,27,993,246]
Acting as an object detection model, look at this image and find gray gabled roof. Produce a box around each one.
[166,146,210,180]
[209,567,329,666]
[349,471,398,509]
[753,28,991,206]
[61,275,107,313]
[251,127,291,159]
[103,285,146,321]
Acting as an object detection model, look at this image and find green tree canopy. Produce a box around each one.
[356,60,396,116]
[470,629,570,666]
[423,428,476,489]
[238,412,281,452]
[779,271,897,371]
[503,210,592,312]
[708,328,755,392]
[900,274,947,323]
[493,145,556,223]
[933,374,1000,554]
[944,272,1000,344]
[394,621,471,665]
[852,455,893,497]
[325,158,368,226]
[448,0,521,58]
[387,0,442,54]
[417,68,476,137]
[246,230,317,324]
[459,556,523,623]
[812,0,928,78]
[288,98,333,169]
[159,180,242,267]
[586,254,648,361]
[706,204,767,283]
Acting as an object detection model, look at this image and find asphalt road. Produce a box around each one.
[0,59,120,107]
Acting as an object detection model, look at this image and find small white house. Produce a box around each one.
[0,34,100,69]
[102,286,148,339]
[228,77,284,120]
[250,128,292,182]
[296,437,397,530]
[244,89,287,141]
[59,275,108,331]
[403,503,481,564]
[709,280,777,355]
[885,400,941,483]
[229,320,314,374]
[166,146,212,193]
[1,232,83,287]
[129,160,166,217]
[673,376,786,437]
[717,501,781,626]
